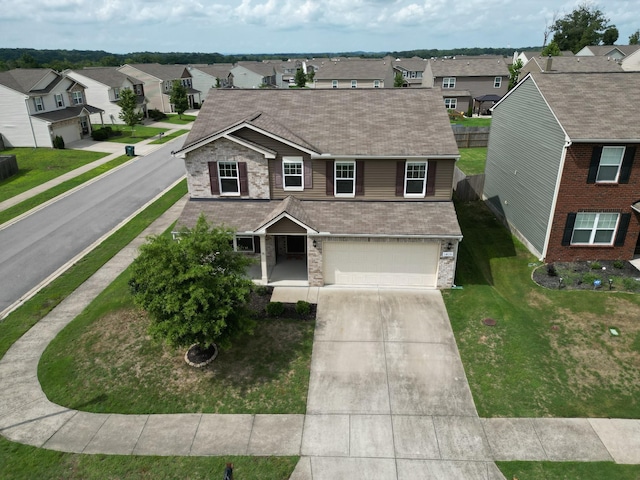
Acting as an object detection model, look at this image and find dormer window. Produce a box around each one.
[54,94,64,107]
[72,91,83,105]
[442,77,456,88]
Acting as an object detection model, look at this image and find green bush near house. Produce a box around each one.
[295,300,311,317]
[266,301,285,317]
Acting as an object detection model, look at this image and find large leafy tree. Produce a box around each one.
[128,214,255,351]
[170,80,189,118]
[602,27,619,45]
[630,29,640,45]
[394,71,404,87]
[508,59,523,90]
[551,3,617,53]
[541,40,561,57]
[117,88,143,136]
[294,68,306,88]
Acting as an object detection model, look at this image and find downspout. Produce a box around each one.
[541,137,572,260]
[25,98,38,148]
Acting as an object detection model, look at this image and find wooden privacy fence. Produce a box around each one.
[0,155,18,181]
[451,125,490,148]
[453,166,485,201]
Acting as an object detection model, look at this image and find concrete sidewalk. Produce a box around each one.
[0,119,191,213]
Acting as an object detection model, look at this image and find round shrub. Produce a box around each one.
[266,301,285,317]
[295,301,311,317]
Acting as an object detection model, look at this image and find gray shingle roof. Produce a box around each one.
[181,88,458,157]
[178,198,461,237]
[32,105,103,122]
[125,63,190,80]
[524,55,624,73]
[314,58,392,80]
[429,57,510,77]
[192,64,233,78]
[0,68,57,94]
[233,62,277,77]
[580,45,640,57]
[392,57,428,72]
[72,67,140,87]
[529,72,640,140]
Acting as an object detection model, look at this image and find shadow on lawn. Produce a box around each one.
[454,199,518,286]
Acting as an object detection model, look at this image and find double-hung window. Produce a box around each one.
[442,77,456,88]
[54,93,64,107]
[283,157,303,191]
[351,80,357,88]
[34,96,44,111]
[332,80,338,88]
[235,236,255,253]
[218,161,239,195]
[113,87,120,100]
[405,162,427,197]
[335,161,355,196]
[72,91,83,105]
[596,146,625,182]
[571,212,619,245]
[373,80,380,88]
[444,98,457,109]
[493,77,502,88]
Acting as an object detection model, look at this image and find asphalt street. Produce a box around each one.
[0,139,186,315]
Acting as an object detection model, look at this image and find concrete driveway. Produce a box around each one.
[296,288,504,480]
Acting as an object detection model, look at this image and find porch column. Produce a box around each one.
[260,235,268,284]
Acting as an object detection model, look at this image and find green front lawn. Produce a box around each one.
[443,200,640,418]
[161,114,197,125]
[497,461,640,480]
[1,436,297,480]
[106,125,169,143]
[450,117,492,127]
[457,147,487,176]
[0,155,132,225]
[149,129,190,144]
[0,148,107,203]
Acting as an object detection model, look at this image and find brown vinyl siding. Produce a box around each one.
[266,217,307,234]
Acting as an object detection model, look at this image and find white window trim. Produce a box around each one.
[444,98,457,109]
[493,77,502,88]
[54,93,64,108]
[72,91,83,105]
[571,212,619,245]
[404,161,427,198]
[442,77,456,88]
[283,156,304,191]
[113,87,120,100]
[334,160,356,198]
[235,235,255,253]
[332,80,338,88]
[351,80,357,88]
[596,146,625,183]
[34,96,44,111]
[373,80,380,88]
[218,161,240,196]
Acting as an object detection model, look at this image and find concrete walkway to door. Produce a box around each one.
[293,288,504,479]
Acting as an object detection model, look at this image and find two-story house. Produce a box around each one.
[65,67,147,124]
[313,58,395,89]
[187,64,234,92]
[117,63,201,112]
[575,45,640,60]
[519,55,624,78]
[173,89,462,288]
[229,62,277,89]
[483,72,640,263]
[427,57,510,114]
[0,68,103,148]
[392,57,430,87]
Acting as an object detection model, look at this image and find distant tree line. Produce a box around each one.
[0,46,542,72]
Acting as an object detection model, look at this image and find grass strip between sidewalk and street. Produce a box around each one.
[496,461,640,479]
[0,148,108,203]
[149,129,190,144]
[0,155,133,226]
[0,179,187,359]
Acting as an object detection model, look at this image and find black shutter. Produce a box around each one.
[238,162,249,195]
[561,213,577,246]
[395,161,405,196]
[619,147,636,184]
[355,160,364,196]
[587,147,603,183]
[208,162,219,195]
[426,161,437,196]
[326,161,334,195]
[614,213,631,246]
[254,236,261,253]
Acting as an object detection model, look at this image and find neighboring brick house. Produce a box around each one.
[0,68,103,148]
[426,57,510,114]
[484,71,640,263]
[313,58,395,89]
[117,63,201,112]
[65,67,147,124]
[173,89,462,288]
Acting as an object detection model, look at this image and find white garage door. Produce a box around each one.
[53,123,81,145]
[323,241,439,287]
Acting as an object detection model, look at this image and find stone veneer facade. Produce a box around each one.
[307,236,457,288]
[184,138,270,199]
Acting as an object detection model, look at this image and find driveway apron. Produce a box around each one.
[299,288,504,480]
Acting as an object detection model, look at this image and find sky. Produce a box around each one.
[0,0,638,55]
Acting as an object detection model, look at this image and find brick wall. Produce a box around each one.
[184,138,270,199]
[546,143,640,262]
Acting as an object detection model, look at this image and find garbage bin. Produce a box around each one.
[125,145,135,156]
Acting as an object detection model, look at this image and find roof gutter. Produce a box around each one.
[569,139,640,144]
[309,233,464,240]
[311,154,460,160]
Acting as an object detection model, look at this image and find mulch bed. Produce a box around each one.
[532,260,640,292]
[248,286,316,320]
